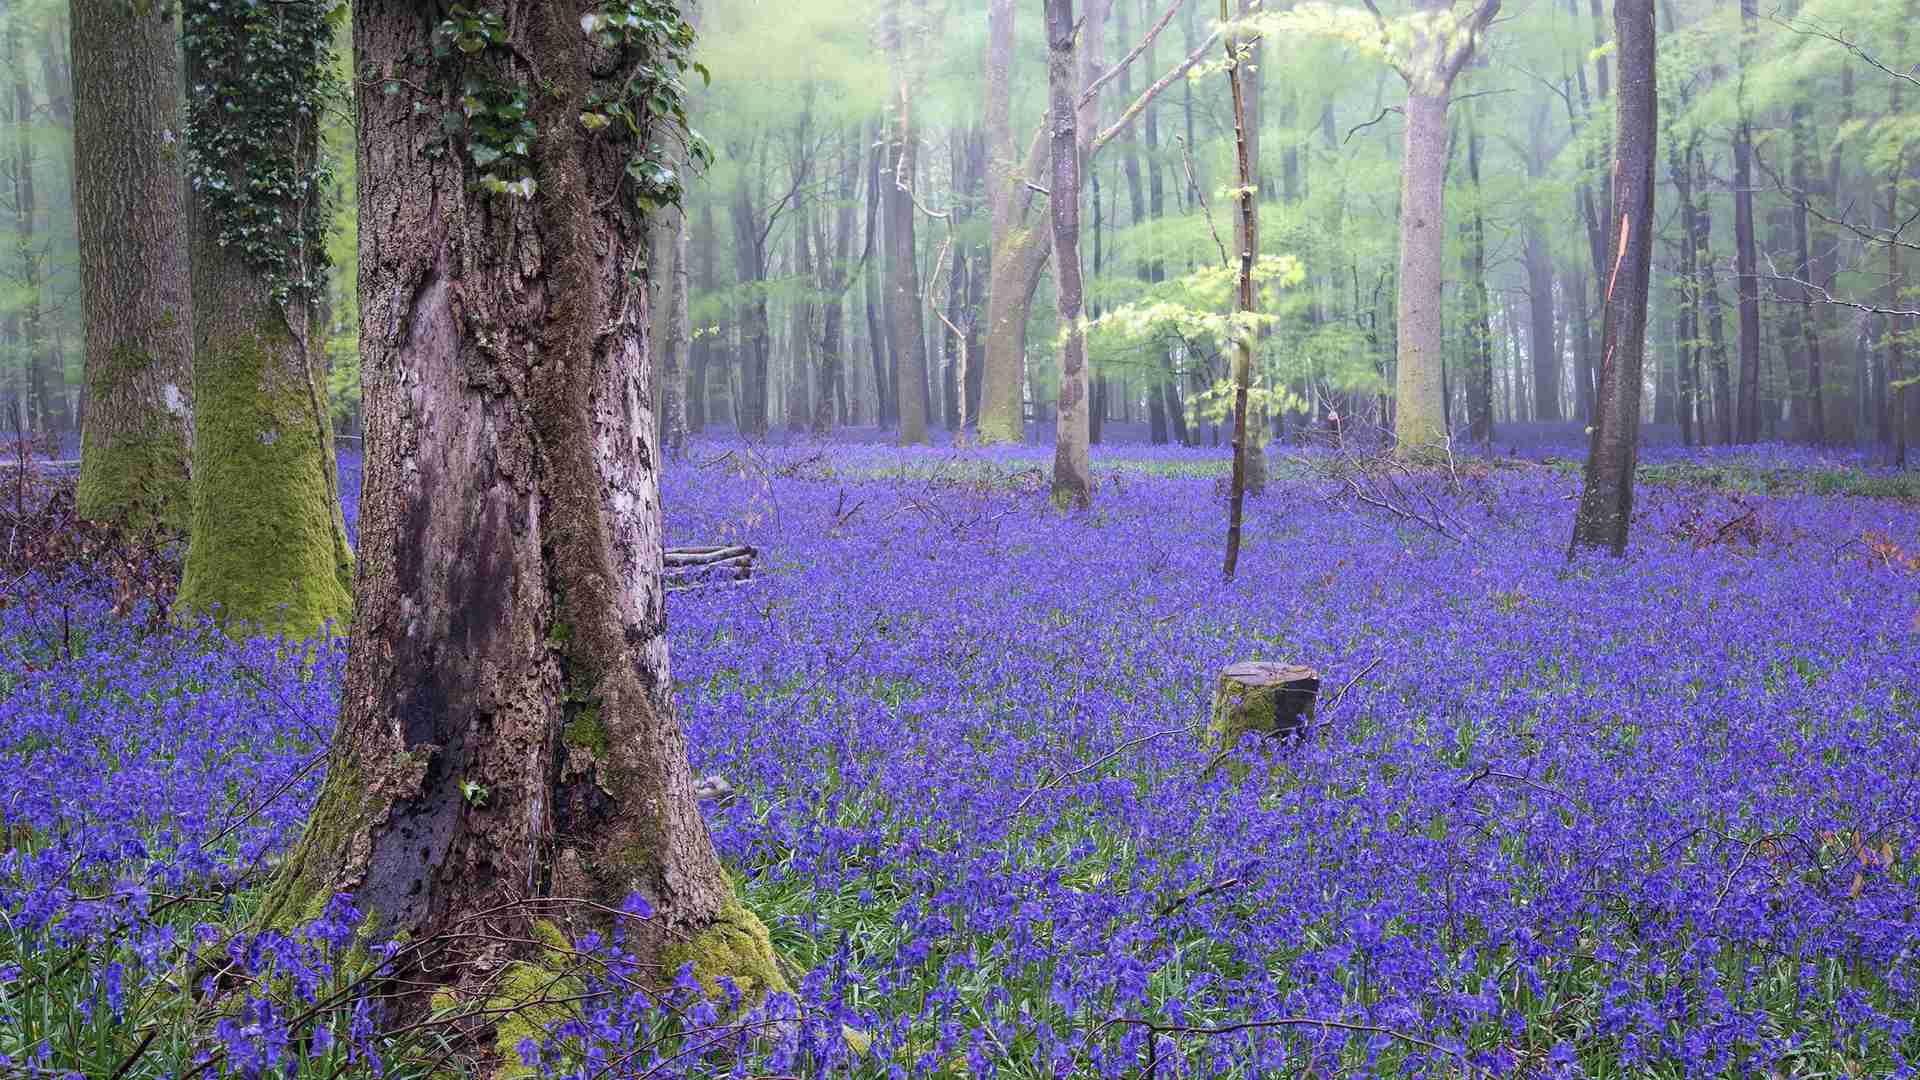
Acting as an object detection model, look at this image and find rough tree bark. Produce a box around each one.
[175,0,352,639]
[1572,0,1655,556]
[263,0,784,1041]
[1046,0,1092,508]
[70,0,194,532]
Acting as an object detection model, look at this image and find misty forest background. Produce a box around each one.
[3,0,1917,457]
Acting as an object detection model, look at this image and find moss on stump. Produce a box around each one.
[1206,662,1320,758]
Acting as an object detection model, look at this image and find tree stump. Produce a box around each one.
[1207,662,1321,753]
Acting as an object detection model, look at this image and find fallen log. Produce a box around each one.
[664,544,756,591]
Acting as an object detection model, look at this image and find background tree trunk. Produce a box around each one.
[70,0,194,532]
[1730,0,1762,443]
[176,0,351,639]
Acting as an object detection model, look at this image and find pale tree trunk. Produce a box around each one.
[1789,113,1823,444]
[728,166,771,436]
[1522,112,1562,422]
[788,198,814,433]
[1389,0,1499,456]
[1572,0,1656,556]
[264,0,783,1035]
[6,24,63,437]
[980,0,1042,445]
[1462,100,1495,444]
[666,200,691,458]
[885,0,930,445]
[1886,8,1909,466]
[1730,0,1762,443]
[70,0,194,532]
[1235,0,1267,494]
[176,0,351,639]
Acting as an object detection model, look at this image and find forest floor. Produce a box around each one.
[3,435,1918,1078]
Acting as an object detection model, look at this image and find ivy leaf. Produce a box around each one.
[579,112,612,132]
[580,11,607,35]
[470,145,503,167]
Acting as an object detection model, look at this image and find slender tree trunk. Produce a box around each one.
[1046,0,1092,507]
[1573,0,1655,555]
[176,0,351,639]
[1221,0,1260,577]
[1463,102,1494,444]
[1788,104,1825,444]
[862,126,893,429]
[1886,16,1909,466]
[788,194,814,434]
[665,197,691,457]
[1730,0,1762,443]
[1669,136,1701,447]
[886,0,930,445]
[70,0,194,531]
[266,0,783,1031]
[6,25,60,436]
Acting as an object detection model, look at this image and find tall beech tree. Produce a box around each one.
[264,0,784,1039]
[1572,0,1655,555]
[70,0,193,532]
[175,0,352,638]
[1377,0,1500,455]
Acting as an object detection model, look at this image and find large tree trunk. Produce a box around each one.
[70,0,194,532]
[1047,0,1092,507]
[265,0,782,1032]
[1572,0,1655,556]
[176,0,351,639]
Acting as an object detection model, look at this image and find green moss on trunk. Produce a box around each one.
[75,426,191,535]
[176,316,352,639]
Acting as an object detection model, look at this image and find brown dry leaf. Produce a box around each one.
[1850,871,1864,899]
